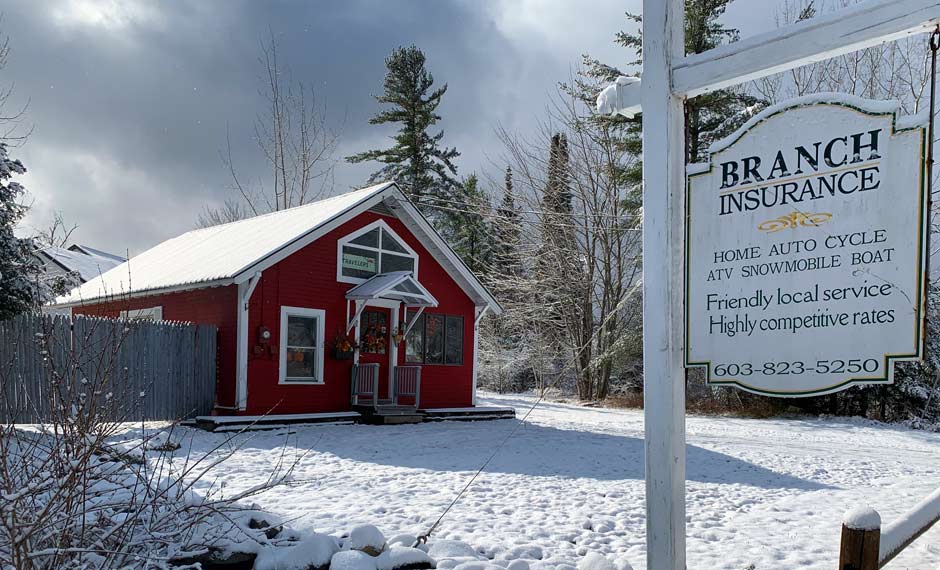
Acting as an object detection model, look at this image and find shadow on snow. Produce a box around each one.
[206,418,832,490]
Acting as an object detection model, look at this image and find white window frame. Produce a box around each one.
[120,306,163,322]
[336,219,419,284]
[279,306,326,385]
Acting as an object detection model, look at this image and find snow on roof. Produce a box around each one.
[57,182,395,305]
[40,245,125,282]
[68,244,126,263]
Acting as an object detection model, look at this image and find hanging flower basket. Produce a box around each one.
[330,331,355,360]
[333,348,354,360]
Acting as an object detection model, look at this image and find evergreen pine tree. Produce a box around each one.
[611,0,760,163]
[492,166,523,281]
[0,142,35,319]
[450,173,491,275]
[536,134,577,343]
[347,45,460,220]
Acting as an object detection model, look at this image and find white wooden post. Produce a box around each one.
[235,272,261,411]
[641,1,686,569]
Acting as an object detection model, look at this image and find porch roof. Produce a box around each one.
[345,271,438,307]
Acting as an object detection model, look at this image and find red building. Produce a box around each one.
[57,182,501,420]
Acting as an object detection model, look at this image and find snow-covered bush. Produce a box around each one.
[0,317,298,569]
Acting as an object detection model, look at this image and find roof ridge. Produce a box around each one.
[180,182,393,240]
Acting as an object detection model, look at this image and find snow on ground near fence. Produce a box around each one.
[143,393,940,569]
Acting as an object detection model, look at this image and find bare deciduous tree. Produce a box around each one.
[480,73,644,401]
[199,31,341,227]
[34,211,78,249]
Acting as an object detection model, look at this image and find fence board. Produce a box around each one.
[0,313,217,423]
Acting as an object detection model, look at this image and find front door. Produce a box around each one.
[358,308,391,401]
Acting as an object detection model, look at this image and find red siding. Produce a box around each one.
[72,210,480,416]
[243,210,477,414]
[72,286,239,409]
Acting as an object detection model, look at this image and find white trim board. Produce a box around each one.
[336,219,420,285]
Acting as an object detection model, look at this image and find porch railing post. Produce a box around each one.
[371,363,378,404]
[839,507,881,570]
[391,366,398,405]
[414,367,421,410]
[351,364,358,406]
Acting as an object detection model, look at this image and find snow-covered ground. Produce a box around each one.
[161,393,940,569]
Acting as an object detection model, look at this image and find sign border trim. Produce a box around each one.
[684,97,928,397]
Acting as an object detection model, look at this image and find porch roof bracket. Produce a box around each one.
[403,306,426,337]
[243,272,261,308]
[474,305,489,326]
[346,300,368,334]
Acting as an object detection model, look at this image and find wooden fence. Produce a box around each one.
[839,488,940,569]
[0,313,217,423]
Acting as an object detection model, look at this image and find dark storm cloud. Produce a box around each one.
[3,0,771,255]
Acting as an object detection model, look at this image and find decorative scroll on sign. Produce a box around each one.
[685,94,928,396]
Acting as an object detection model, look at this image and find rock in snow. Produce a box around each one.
[375,546,435,570]
[843,506,882,531]
[578,552,628,570]
[428,539,489,568]
[332,549,379,570]
[349,524,387,555]
[387,534,419,548]
[255,533,339,570]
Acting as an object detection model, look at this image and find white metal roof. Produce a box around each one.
[55,181,502,314]
[345,271,438,307]
[57,182,394,305]
[39,246,125,282]
[68,244,126,263]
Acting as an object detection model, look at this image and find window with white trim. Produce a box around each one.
[405,313,464,365]
[337,221,418,283]
[279,306,326,384]
[120,306,163,322]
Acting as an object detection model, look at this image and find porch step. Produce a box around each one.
[420,407,516,422]
[353,404,423,425]
[192,411,361,432]
[375,405,420,415]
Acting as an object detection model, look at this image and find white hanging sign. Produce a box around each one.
[686,94,928,397]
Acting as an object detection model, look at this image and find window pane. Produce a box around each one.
[381,252,414,274]
[350,228,379,248]
[287,315,318,347]
[425,314,444,364]
[405,313,424,363]
[286,347,317,380]
[341,246,378,279]
[445,316,464,365]
[381,229,409,253]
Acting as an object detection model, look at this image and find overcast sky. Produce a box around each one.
[5,0,776,255]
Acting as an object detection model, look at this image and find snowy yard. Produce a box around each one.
[163,393,940,569]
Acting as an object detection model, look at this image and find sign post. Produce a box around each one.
[640,2,686,568]
[598,1,940,568]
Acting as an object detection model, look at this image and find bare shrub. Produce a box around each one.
[0,315,299,569]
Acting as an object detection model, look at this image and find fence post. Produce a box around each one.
[839,507,881,570]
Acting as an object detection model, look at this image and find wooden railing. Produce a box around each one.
[350,363,379,406]
[393,366,421,408]
[839,488,940,569]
